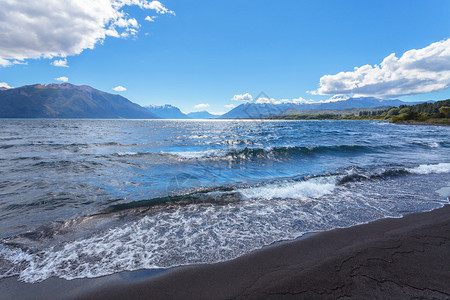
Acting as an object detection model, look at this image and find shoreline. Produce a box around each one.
[1,205,449,299]
[392,121,450,126]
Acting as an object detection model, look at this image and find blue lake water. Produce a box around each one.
[0,119,449,282]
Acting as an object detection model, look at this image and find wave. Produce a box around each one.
[161,149,230,159]
[337,168,411,185]
[237,177,337,200]
[411,141,443,148]
[0,141,129,152]
[337,163,450,185]
[116,151,142,156]
[102,190,240,213]
[162,144,391,161]
[102,177,337,213]
[87,164,450,213]
[408,163,450,175]
[111,142,449,161]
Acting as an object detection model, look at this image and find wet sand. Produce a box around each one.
[1,205,449,299]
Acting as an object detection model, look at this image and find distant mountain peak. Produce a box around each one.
[187,111,219,119]
[146,104,178,109]
[145,104,189,119]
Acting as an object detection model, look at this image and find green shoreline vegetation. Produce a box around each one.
[269,99,450,125]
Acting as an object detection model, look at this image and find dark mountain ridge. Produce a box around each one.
[0,83,158,119]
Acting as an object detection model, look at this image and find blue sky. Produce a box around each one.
[1,0,450,113]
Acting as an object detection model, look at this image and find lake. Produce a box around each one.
[0,119,449,282]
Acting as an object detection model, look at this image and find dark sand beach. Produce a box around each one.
[1,204,449,300]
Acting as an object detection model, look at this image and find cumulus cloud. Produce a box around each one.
[0,82,13,89]
[232,93,253,101]
[313,38,450,98]
[230,93,323,105]
[113,85,127,91]
[51,59,69,68]
[254,97,319,105]
[255,97,279,104]
[0,1,174,66]
[323,95,350,103]
[145,16,155,22]
[282,97,315,104]
[194,103,210,109]
[55,76,69,82]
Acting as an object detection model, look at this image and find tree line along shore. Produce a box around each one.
[269,99,450,125]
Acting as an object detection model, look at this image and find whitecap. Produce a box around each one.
[408,163,450,174]
[161,149,229,159]
[237,177,337,200]
[116,151,140,156]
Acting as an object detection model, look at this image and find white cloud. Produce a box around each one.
[143,0,174,14]
[145,16,155,22]
[0,82,13,89]
[231,93,319,105]
[254,97,318,105]
[230,94,349,105]
[232,93,253,101]
[255,97,280,104]
[313,38,450,98]
[0,58,11,67]
[0,58,27,67]
[0,0,174,66]
[113,85,127,91]
[225,104,236,109]
[51,59,69,68]
[55,76,69,82]
[281,97,315,104]
[194,103,210,109]
[323,95,350,103]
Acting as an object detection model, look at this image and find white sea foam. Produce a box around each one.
[161,147,276,160]
[163,149,229,159]
[0,245,33,279]
[116,151,140,156]
[408,163,450,174]
[430,142,440,148]
[436,186,450,198]
[7,202,311,282]
[238,177,337,200]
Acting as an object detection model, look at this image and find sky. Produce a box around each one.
[1,0,450,114]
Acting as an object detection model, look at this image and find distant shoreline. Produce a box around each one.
[392,120,450,126]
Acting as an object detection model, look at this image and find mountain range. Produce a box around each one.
[0,83,433,119]
[219,98,430,119]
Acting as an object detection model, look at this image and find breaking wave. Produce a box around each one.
[161,144,394,161]
[408,163,450,175]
